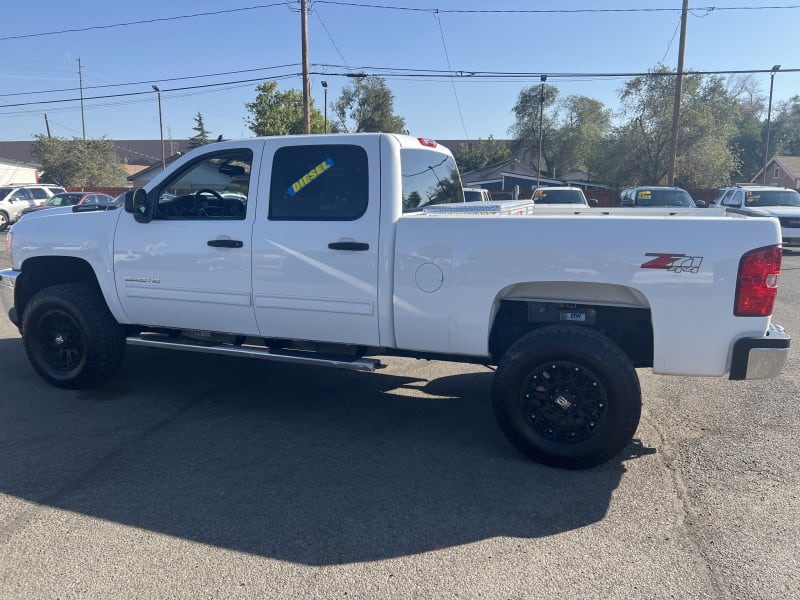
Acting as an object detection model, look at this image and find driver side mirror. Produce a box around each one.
[124,189,154,223]
[588,198,598,207]
[694,200,706,208]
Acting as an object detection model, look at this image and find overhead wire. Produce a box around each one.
[1,3,799,42]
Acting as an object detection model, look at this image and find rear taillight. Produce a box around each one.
[734,245,782,316]
[417,137,437,148]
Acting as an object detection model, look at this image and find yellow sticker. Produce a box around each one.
[637,190,652,199]
[287,158,334,196]
[534,190,546,199]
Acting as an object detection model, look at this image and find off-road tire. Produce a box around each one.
[492,325,641,469]
[22,283,126,389]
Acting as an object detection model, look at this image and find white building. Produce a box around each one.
[0,157,41,186]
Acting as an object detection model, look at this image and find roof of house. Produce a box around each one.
[460,158,540,182]
[0,155,41,169]
[774,155,800,178]
[751,155,800,183]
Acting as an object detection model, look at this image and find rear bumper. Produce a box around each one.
[729,323,791,380]
[0,268,20,327]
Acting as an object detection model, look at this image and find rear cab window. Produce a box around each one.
[400,149,463,213]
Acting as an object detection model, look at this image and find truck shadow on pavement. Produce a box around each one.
[0,339,654,565]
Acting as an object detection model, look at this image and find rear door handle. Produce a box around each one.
[207,239,243,248]
[328,242,369,251]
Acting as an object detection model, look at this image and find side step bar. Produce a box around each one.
[126,334,383,372]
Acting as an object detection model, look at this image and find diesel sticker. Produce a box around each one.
[287,158,334,196]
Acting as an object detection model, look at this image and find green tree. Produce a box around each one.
[187,112,212,149]
[245,81,325,136]
[332,76,405,133]
[32,135,127,187]
[508,83,560,174]
[770,95,800,157]
[550,95,612,179]
[604,66,739,187]
[454,136,511,172]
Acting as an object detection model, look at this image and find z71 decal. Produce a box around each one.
[641,253,703,273]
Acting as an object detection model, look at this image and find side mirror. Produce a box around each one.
[588,198,598,207]
[124,189,154,223]
[694,200,706,208]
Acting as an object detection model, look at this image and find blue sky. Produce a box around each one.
[1,1,798,144]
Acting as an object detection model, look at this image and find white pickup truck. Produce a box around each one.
[0,134,790,469]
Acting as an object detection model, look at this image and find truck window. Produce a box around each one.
[155,149,252,219]
[269,144,368,221]
[401,149,463,213]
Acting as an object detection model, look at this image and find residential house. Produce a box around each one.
[751,155,800,190]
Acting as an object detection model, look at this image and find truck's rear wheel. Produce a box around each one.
[22,283,126,389]
[492,325,641,469]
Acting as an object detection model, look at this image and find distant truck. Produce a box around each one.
[463,187,491,202]
[532,186,597,207]
[0,133,791,469]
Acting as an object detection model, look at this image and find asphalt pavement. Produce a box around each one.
[0,231,797,599]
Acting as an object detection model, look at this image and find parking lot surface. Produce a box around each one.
[1,232,798,599]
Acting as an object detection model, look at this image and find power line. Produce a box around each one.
[3,3,799,42]
[433,11,469,139]
[0,64,301,98]
[315,1,800,14]
[0,3,286,41]
[1,65,797,110]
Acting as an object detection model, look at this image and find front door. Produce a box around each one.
[113,142,263,335]
[251,138,381,346]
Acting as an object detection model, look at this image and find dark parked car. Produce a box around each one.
[619,186,704,208]
[20,192,115,216]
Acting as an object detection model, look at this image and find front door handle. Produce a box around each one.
[207,239,243,248]
[328,241,369,251]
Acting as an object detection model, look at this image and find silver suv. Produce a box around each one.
[0,185,67,231]
[711,185,800,247]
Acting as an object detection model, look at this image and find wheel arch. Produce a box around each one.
[15,256,115,327]
[488,281,654,367]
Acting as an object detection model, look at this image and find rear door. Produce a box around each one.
[251,138,381,346]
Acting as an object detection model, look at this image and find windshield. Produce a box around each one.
[45,193,83,206]
[463,189,486,202]
[533,189,587,204]
[634,189,695,207]
[400,149,463,213]
[744,190,800,207]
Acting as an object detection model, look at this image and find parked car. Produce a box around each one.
[463,187,491,202]
[532,186,596,207]
[710,185,800,247]
[20,192,115,217]
[619,186,704,208]
[0,185,68,231]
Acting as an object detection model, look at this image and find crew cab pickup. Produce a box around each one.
[0,134,791,469]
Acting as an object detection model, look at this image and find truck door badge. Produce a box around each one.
[641,253,703,273]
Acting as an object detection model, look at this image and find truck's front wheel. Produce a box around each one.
[22,283,126,389]
[492,325,641,469]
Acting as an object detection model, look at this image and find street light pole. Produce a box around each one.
[321,80,328,134]
[763,64,781,184]
[152,85,166,171]
[536,74,547,189]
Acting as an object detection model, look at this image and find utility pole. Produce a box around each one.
[301,0,311,134]
[667,0,688,186]
[536,74,547,189]
[77,58,86,140]
[44,114,51,139]
[763,65,781,184]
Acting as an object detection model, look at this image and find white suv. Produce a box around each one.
[710,185,800,247]
[0,185,67,231]
[532,186,596,207]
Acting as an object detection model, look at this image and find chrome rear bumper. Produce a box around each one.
[729,323,791,380]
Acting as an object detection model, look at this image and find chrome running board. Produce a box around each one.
[126,334,382,372]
